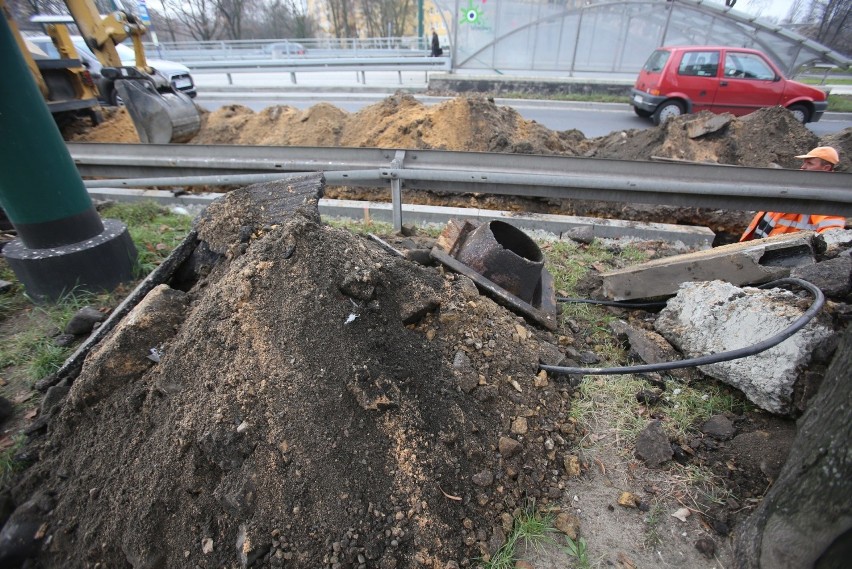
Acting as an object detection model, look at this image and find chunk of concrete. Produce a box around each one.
[814,229,852,257]
[602,232,815,301]
[610,319,682,365]
[69,284,189,409]
[635,420,673,468]
[195,173,324,255]
[791,256,852,298]
[686,113,732,138]
[654,280,834,416]
[609,319,697,381]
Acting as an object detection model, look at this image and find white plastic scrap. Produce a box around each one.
[147,347,164,363]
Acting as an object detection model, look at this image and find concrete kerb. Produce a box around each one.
[88,187,715,249]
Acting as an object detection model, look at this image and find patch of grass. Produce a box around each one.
[827,94,852,113]
[497,91,631,105]
[494,84,852,112]
[563,535,590,568]
[643,502,664,548]
[100,201,193,274]
[568,374,649,444]
[325,217,396,236]
[568,373,751,451]
[0,288,115,382]
[0,203,192,385]
[542,239,644,361]
[325,216,446,239]
[0,264,26,321]
[798,76,852,86]
[0,434,26,486]
[481,504,556,569]
[663,381,751,440]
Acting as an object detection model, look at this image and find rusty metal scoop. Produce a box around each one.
[431,219,557,329]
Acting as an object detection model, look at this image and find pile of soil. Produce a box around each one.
[10,177,585,567]
[65,94,850,173]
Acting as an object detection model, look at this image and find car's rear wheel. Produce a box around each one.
[787,103,811,124]
[633,106,653,118]
[652,100,684,125]
[108,86,123,107]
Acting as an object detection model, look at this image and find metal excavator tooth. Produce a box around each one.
[114,78,201,144]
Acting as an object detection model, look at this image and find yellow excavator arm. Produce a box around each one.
[60,0,200,143]
[64,0,149,71]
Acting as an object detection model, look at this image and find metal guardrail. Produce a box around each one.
[183,56,451,85]
[69,143,852,231]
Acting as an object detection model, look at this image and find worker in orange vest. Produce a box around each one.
[740,146,846,241]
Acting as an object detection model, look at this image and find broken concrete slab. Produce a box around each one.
[609,319,682,365]
[609,319,697,382]
[601,232,815,301]
[68,284,190,409]
[654,280,834,416]
[686,113,733,139]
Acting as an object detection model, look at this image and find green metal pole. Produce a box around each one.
[0,14,102,247]
[0,14,136,301]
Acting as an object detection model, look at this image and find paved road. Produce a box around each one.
[194,91,852,139]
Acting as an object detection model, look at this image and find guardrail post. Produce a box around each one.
[359,70,366,83]
[389,150,406,232]
[398,70,403,84]
[227,72,233,85]
[290,71,297,84]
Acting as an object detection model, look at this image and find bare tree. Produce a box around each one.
[358,0,415,37]
[244,0,314,39]
[797,0,851,57]
[162,0,222,41]
[326,0,355,38]
[215,0,255,39]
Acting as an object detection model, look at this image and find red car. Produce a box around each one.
[630,46,828,125]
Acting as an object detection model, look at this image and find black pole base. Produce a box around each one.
[3,219,138,302]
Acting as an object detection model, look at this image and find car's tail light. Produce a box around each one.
[81,70,95,88]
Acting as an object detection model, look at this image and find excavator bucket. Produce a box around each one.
[114,79,201,143]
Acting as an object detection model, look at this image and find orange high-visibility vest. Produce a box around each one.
[740,212,847,241]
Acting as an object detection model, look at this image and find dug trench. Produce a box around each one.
[63,92,851,245]
[0,94,849,568]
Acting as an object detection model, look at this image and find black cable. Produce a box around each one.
[542,278,825,377]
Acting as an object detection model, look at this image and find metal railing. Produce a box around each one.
[144,36,432,62]
[183,55,451,85]
[69,143,852,232]
[142,36,450,84]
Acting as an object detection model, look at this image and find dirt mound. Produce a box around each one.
[66,107,141,143]
[590,107,820,168]
[65,95,845,173]
[187,93,591,156]
[11,176,579,568]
